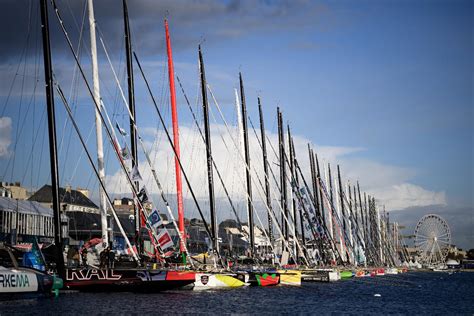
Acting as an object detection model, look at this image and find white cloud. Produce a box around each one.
[105,122,446,213]
[370,183,446,211]
[0,117,12,158]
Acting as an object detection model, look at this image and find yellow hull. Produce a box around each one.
[277,270,301,286]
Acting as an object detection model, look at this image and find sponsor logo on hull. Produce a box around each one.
[0,272,38,293]
[66,269,122,281]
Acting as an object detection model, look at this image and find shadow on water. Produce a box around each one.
[1,272,473,315]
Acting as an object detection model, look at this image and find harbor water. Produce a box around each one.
[1,272,473,315]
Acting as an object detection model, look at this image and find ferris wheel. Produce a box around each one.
[414,214,451,266]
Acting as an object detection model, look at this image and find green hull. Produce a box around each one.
[340,270,354,279]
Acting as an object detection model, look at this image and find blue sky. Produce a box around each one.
[0,0,472,247]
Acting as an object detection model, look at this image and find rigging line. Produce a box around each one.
[0,1,34,118]
[248,116,283,197]
[207,85,307,265]
[206,91,279,250]
[35,109,48,188]
[95,24,124,127]
[204,103,271,253]
[66,123,95,186]
[2,80,38,181]
[58,0,87,184]
[31,9,42,191]
[206,84,308,266]
[8,1,36,182]
[65,0,87,104]
[133,51,214,243]
[101,101,194,266]
[294,152,343,262]
[291,157,334,257]
[55,81,139,262]
[175,75,246,236]
[94,40,194,260]
[318,176,354,261]
[247,109,312,256]
[50,0,169,259]
[339,188,368,251]
[100,33,194,253]
[20,87,46,184]
[283,153,330,262]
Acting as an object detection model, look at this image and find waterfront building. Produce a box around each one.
[29,184,99,214]
[0,182,31,200]
[0,196,67,245]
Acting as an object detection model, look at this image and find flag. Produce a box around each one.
[157,229,174,250]
[137,186,149,204]
[148,209,163,228]
[130,165,143,182]
[116,121,128,136]
[121,146,130,160]
[31,238,46,271]
[127,245,138,255]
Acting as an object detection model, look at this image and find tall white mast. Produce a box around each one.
[88,0,108,247]
[234,88,247,224]
[234,89,245,168]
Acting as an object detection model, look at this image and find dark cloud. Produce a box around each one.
[0,0,326,62]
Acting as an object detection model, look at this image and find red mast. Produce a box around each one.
[165,19,186,263]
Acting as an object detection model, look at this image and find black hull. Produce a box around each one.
[64,268,195,293]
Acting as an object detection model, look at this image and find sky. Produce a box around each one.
[0,0,472,248]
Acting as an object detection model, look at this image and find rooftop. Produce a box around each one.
[29,185,98,209]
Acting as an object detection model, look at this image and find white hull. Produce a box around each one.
[193,273,245,290]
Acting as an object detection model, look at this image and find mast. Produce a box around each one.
[122,0,139,235]
[314,154,327,233]
[40,0,65,278]
[288,128,297,238]
[234,89,245,169]
[324,163,334,241]
[258,97,273,244]
[364,191,370,254]
[290,133,306,258]
[336,165,347,244]
[357,182,366,244]
[165,19,186,263]
[239,73,255,257]
[88,0,108,248]
[277,108,289,244]
[308,147,320,223]
[199,46,218,254]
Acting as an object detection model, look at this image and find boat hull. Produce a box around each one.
[277,270,301,286]
[64,268,195,292]
[339,270,354,280]
[193,273,245,290]
[300,269,331,282]
[235,271,280,287]
[0,267,56,298]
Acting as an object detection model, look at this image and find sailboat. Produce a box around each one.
[190,45,245,290]
[39,0,196,292]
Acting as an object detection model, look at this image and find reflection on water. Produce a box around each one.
[1,272,473,315]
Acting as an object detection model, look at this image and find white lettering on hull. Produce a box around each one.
[0,272,39,293]
[66,269,122,281]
